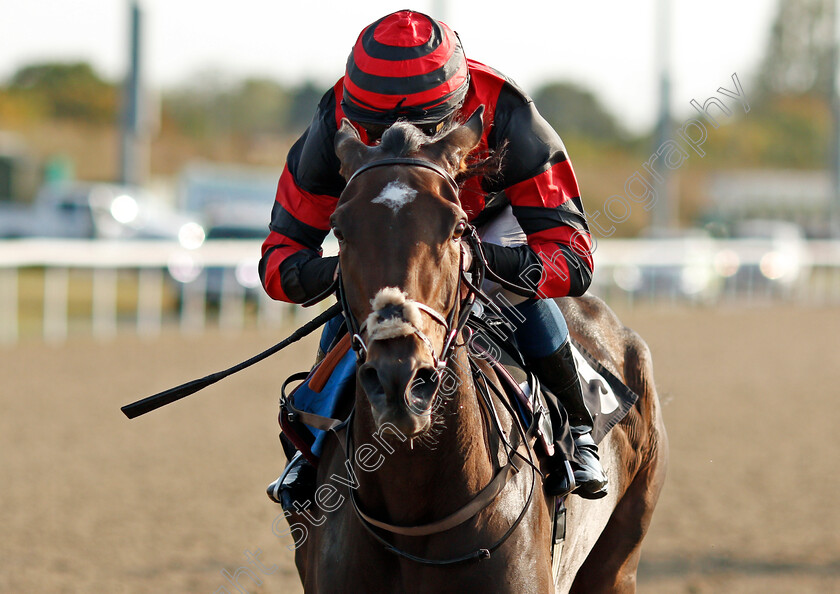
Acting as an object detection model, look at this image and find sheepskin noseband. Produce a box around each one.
[365,287,425,341]
[358,286,451,370]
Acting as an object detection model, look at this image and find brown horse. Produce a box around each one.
[281,110,668,593]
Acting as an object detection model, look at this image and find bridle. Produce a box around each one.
[338,155,537,374]
[319,156,541,566]
[339,157,476,395]
[285,155,544,565]
[345,156,460,194]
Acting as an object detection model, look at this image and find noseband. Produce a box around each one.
[359,288,451,370]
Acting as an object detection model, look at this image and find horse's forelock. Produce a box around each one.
[379,122,431,157]
[377,120,503,184]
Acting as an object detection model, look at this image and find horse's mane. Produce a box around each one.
[457,142,507,186]
[378,120,507,186]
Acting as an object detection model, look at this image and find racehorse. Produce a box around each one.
[282,108,668,593]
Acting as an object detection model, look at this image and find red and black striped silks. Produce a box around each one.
[260,59,594,304]
[342,10,469,125]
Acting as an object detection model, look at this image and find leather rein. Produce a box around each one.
[283,156,541,566]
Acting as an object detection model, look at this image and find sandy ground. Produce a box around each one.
[1,304,838,593]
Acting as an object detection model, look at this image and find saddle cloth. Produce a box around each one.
[491,339,638,447]
[571,340,639,443]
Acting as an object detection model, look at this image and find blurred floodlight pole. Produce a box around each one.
[432,0,448,23]
[120,1,146,186]
[833,0,840,236]
[652,0,673,231]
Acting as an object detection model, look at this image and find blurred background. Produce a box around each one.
[1,1,838,593]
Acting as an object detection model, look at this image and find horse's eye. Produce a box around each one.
[333,227,344,242]
[452,220,467,240]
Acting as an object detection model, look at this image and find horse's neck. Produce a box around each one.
[352,347,497,522]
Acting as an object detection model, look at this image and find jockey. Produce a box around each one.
[261,10,607,506]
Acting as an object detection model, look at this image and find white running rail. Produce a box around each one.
[1,238,839,344]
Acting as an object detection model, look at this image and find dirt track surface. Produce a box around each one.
[1,305,838,593]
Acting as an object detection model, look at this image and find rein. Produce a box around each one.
[285,156,540,566]
[282,334,540,566]
[346,365,538,566]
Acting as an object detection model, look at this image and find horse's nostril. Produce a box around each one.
[406,366,440,415]
[359,364,385,399]
[359,361,440,418]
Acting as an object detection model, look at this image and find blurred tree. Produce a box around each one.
[699,94,830,168]
[7,62,117,124]
[164,74,296,138]
[532,81,626,144]
[287,81,325,133]
[740,0,834,168]
[229,78,291,135]
[0,88,48,123]
[162,71,234,138]
[756,0,833,97]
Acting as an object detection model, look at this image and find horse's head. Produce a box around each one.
[332,108,484,438]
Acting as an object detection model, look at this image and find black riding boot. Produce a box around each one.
[267,451,317,512]
[529,338,608,500]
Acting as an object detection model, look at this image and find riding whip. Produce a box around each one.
[120,302,342,419]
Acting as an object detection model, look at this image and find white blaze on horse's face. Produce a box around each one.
[372,181,417,214]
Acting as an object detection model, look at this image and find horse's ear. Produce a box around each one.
[335,118,371,180]
[426,106,485,175]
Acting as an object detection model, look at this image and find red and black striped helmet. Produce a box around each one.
[342,10,470,126]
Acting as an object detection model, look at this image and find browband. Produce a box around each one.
[345,157,459,194]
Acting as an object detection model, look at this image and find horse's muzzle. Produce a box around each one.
[358,358,441,437]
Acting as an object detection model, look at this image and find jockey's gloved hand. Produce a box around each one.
[299,255,339,301]
[479,243,543,298]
